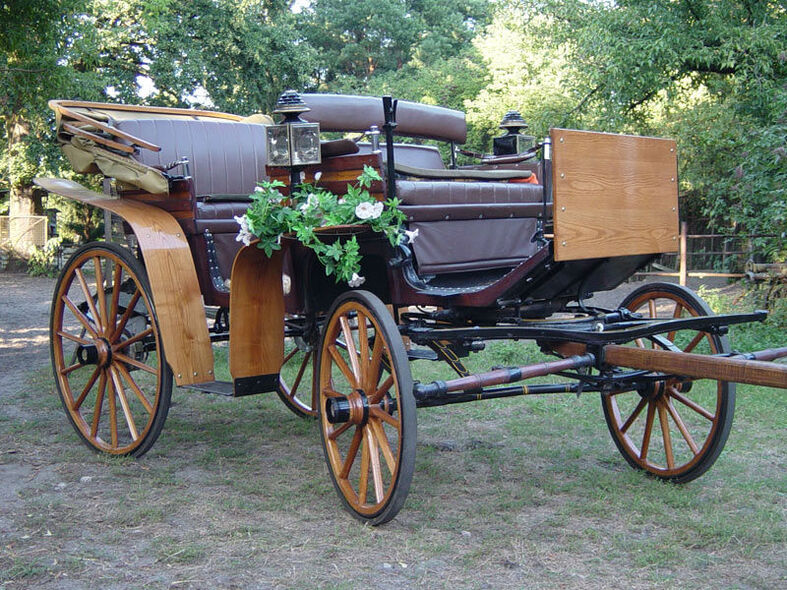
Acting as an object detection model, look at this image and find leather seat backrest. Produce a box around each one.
[357,143,445,170]
[301,94,467,144]
[115,119,269,197]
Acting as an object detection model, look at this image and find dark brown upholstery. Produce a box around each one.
[357,143,445,169]
[115,118,269,197]
[302,94,467,144]
[396,180,547,275]
[396,180,543,206]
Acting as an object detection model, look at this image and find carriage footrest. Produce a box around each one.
[407,348,439,361]
[185,380,235,396]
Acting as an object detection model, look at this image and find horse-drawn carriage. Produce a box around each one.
[36,92,786,524]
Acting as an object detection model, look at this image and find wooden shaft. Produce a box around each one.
[440,354,594,394]
[603,344,787,389]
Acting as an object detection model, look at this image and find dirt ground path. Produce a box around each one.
[0,272,56,397]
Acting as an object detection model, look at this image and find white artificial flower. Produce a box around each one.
[355,201,375,220]
[348,273,366,288]
[299,171,306,182]
[355,201,384,220]
[403,228,419,244]
[234,215,253,246]
[314,171,323,182]
[254,185,264,193]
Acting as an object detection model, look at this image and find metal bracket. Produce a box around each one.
[204,229,230,293]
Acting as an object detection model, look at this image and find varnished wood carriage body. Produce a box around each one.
[37,94,786,524]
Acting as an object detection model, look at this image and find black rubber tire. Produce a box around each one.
[602,282,735,483]
[50,241,172,457]
[317,290,416,525]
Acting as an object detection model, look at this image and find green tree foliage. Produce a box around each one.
[299,0,490,92]
[547,0,786,258]
[464,3,577,150]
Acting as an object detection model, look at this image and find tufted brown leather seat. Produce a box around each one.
[115,118,269,197]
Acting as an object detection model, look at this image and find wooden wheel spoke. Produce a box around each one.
[289,351,312,397]
[340,427,363,479]
[640,402,656,461]
[75,268,102,332]
[647,299,657,318]
[108,261,123,335]
[328,344,357,387]
[283,347,299,364]
[90,371,107,438]
[657,401,675,469]
[621,397,648,434]
[370,375,394,404]
[92,256,109,328]
[73,366,101,410]
[682,331,706,354]
[339,316,362,381]
[110,367,138,440]
[113,362,154,415]
[369,419,396,475]
[57,330,90,346]
[107,371,119,448]
[113,327,153,351]
[358,431,370,505]
[323,386,345,399]
[60,362,85,376]
[366,427,385,503]
[369,336,384,389]
[669,388,715,421]
[62,295,99,339]
[357,313,370,389]
[112,352,158,375]
[665,398,699,455]
[370,405,399,428]
[112,289,141,341]
[328,421,353,441]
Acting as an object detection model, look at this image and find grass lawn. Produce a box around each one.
[1,293,784,589]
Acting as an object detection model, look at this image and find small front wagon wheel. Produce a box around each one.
[602,282,735,483]
[50,242,172,457]
[317,291,416,525]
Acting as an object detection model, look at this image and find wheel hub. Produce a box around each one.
[325,390,369,425]
[76,338,112,368]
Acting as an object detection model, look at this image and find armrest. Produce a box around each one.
[320,138,360,158]
[394,162,533,181]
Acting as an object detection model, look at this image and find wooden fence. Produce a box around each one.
[638,221,778,285]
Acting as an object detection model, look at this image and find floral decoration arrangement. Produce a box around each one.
[235,165,417,287]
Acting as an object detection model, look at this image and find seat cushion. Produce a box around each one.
[396,180,546,275]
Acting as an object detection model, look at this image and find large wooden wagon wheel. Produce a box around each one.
[602,282,735,482]
[50,242,172,457]
[317,291,416,525]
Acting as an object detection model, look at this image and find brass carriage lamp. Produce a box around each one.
[493,110,535,156]
[266,90,321,187]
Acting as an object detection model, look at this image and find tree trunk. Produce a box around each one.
[7,115,44,255]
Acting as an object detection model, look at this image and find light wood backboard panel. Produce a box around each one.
[550,129,679,261]
[33,178,214,386]
[229,247,285,381]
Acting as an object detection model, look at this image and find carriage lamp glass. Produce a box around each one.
[266,124,292,166]
[266,89,321,167]
[290,122,321,166]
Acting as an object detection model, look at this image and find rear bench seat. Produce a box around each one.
[301,94,549,276]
